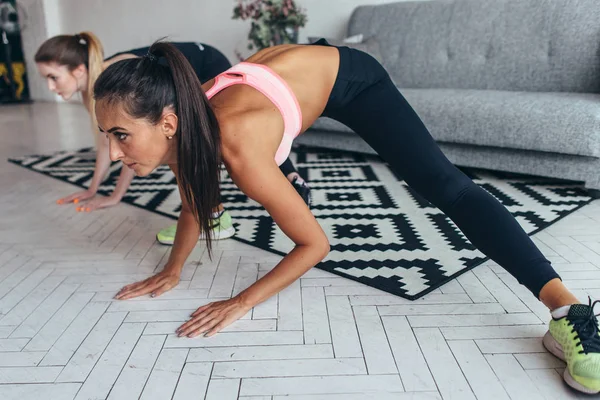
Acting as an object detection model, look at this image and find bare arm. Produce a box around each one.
[110,163,136,201]
[90,133,136,199]
[163,165,202,273]
[176,153,329,337]
[231,157,330,307]
[115,165,202,300]
[88,134,113,193]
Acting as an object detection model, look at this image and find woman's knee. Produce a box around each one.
[416,170,476,210]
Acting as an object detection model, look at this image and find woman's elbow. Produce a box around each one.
[317,237,330,260]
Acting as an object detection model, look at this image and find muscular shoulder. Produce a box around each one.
[218,113,260,169]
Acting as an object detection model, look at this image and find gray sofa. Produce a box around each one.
[297,0,600,191]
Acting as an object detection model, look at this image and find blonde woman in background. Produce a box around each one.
[34,32,312,244]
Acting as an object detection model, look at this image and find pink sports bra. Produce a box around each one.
[205,62,303,166]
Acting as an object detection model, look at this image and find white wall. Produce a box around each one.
[19,0,403,100]
[18,0,63,101]
[56,0,399,60]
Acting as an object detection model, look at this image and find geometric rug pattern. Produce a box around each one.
[9,146,594,300]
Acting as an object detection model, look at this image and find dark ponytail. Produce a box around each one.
[93,40,221,256]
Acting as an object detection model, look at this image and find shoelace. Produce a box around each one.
[569,299,600,354]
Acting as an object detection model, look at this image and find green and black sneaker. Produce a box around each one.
[543,298,600,394]
[156,210,236,245]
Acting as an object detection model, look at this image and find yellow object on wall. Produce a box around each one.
[0,62,26,99]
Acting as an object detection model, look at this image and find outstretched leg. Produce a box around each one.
[321,44,599,394]
[324,65,561,299]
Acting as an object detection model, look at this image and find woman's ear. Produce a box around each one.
[161,111,178,139]
[71,63,87,79]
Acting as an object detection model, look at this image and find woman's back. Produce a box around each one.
[205,43,340,133]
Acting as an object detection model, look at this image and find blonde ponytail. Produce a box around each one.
[78,32,104,138]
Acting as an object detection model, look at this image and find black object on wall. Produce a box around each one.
[0,0,29,103]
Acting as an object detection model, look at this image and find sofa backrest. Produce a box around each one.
[348,0,600,92]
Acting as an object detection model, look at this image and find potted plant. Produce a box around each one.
[233,0,308,51]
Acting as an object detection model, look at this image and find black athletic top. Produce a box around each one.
[105,42,232,84]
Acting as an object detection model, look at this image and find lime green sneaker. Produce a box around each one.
[543,299,600,394]
[156,210,236,245]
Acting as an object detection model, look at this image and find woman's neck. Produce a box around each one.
[166,146,178,165]
[81,90,91,112]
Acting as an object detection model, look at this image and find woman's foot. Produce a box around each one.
[543,298,600,394]
[156,210,236,245]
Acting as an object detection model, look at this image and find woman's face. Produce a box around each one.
[36,62,86,101]
[95,99,178,177]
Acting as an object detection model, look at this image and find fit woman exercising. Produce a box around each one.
[95,40,600,394]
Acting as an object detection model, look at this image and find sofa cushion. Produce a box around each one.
[347,0,600,93]
[311,89,600,158]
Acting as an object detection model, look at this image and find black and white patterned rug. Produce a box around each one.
[9,146,595,300]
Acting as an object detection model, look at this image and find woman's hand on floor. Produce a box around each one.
[114,269,181,300]
[176,297,251,338]
[76,195,120,212]
[56,189,95,205]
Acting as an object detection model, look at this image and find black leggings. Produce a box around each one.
[316,39,560,298]
[279,158,298,177]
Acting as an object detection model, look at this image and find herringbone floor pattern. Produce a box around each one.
[1,103,599,399]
